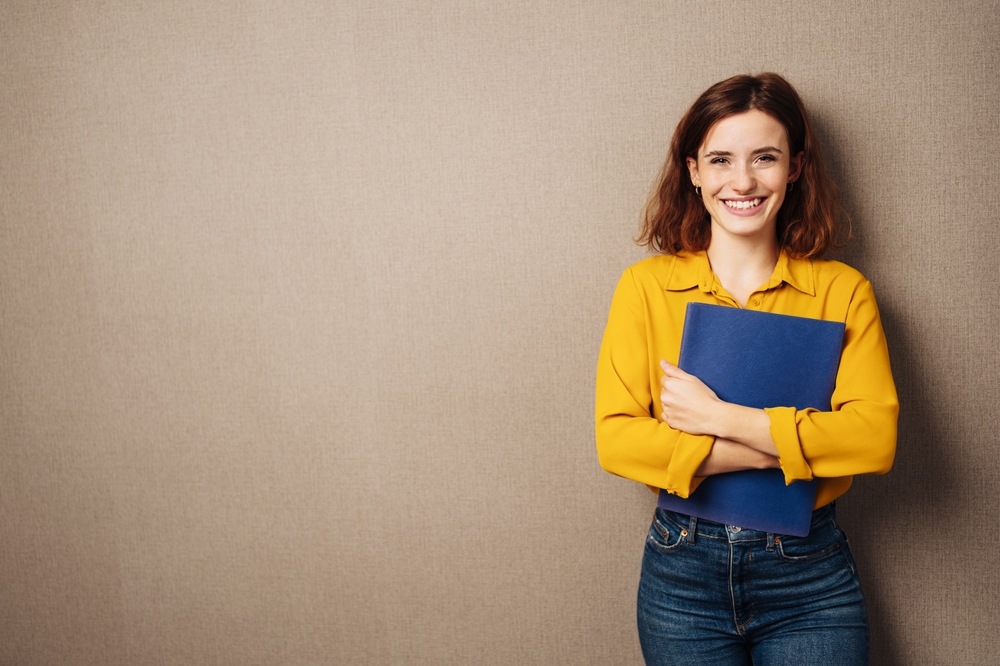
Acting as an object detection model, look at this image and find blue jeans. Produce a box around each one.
[637,503,869,665]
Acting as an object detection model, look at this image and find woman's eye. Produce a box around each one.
[756,154,776,163]
[710,158,728,165]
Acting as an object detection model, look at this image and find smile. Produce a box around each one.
[723,198,764,210]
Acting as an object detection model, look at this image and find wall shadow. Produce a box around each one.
[811,113,960,665]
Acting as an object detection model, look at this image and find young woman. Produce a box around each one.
[595,73,898,665]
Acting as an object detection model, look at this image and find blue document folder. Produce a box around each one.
[657,302,845,536]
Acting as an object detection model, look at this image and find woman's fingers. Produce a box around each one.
[660,360,718,398]
[658,359,723,433]
[660,362,688,392]
[659,359,688,378]
[660,365,685,403]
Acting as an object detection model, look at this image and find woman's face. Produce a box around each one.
[686,110,803,246]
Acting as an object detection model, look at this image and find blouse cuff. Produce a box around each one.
[663,432,714,497]
[765,406,814,484]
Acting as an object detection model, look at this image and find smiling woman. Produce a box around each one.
[639,73,846,263]
[688,111,800,259]
[595,74,898,665]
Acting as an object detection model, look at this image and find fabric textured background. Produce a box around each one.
[1,1,997,664]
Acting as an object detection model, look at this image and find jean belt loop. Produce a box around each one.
[687,516,697,544]
[766,532,776,551]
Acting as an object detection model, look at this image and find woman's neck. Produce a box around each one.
[706,235,779,308]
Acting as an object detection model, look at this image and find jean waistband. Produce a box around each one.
[657,502,837,543]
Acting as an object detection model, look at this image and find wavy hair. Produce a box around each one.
[638,73,849,258]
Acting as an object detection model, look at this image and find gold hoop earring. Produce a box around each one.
[694,185,701,196]
[787,181,794,192]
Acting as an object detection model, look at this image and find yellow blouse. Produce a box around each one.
[595,250,898,509]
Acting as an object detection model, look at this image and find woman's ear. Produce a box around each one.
[789,151,805,183]
[686,156,700,187]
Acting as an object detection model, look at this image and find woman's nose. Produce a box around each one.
[731,164,755,192]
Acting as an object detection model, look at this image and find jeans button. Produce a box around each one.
[730,526,741,533]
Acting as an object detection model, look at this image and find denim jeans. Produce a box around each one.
[637,502,869,665]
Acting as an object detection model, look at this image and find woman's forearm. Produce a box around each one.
[659,360,780,458]
[696,437,780,476]
[713,403,780,458]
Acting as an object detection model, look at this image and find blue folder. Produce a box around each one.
[657,302,845,537]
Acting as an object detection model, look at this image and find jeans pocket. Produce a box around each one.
[775,531,842,563]
[645,509,687,554]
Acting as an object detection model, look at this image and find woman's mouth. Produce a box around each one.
[723,197,764,210]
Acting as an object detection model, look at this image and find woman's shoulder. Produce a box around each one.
[626,253,675,277]
[796,257,884,313]
[805,256,872,291]
[624,251,702,285]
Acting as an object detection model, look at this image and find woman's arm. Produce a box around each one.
[658,280,898,483]
[765,280,897,482]
[596,269,716,498]
[658,361,782,474]
[695,437,779,476]
[659,359,780,457]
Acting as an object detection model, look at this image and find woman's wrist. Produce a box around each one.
[698,437,780,476]
[714,403,780,457]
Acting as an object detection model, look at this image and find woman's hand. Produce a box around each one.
[658,360,724,436]
[660,359,781,458]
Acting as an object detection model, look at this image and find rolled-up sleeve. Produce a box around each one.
[766,280,898,484]
[595,269,714,497]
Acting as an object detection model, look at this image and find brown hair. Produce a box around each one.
[638,73,849,258]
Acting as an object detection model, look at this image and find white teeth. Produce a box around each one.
[724,198,762,209]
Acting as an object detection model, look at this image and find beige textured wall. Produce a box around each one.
[2,1,998,664]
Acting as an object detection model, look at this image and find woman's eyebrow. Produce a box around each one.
[702,146,783,158]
